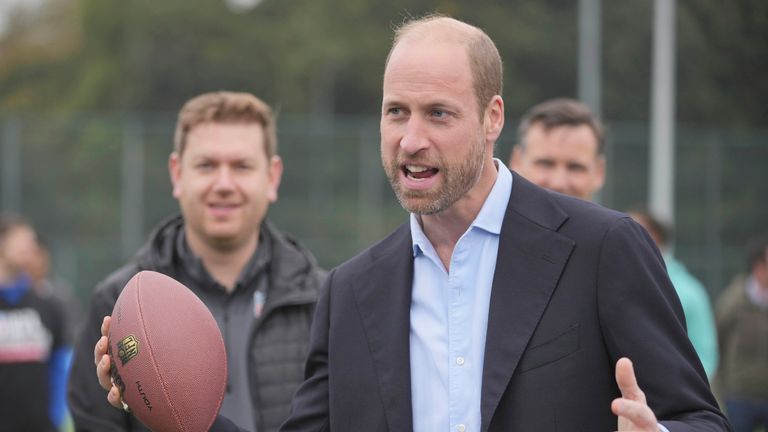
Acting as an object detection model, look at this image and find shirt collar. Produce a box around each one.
[411,158,513,257]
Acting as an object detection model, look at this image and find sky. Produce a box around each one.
[0,0,47,36]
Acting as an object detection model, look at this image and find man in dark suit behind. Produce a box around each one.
[279,15,730,432]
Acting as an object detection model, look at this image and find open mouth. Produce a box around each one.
[402,164,438,181]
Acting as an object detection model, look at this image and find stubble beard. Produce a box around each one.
[384,139,486,215]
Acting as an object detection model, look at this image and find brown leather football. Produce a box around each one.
[108,270,227,432]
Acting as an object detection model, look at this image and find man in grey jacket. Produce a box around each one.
[68,91,325,432]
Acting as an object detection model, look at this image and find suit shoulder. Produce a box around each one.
[507,173,627,235]
[547,193,631,235]
[558,193,626,223]
[535,193,658,262]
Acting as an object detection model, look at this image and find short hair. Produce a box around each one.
[745,232,768,272]
[387,14,503,117]
[517,98,605,154]
[173,91,277,158]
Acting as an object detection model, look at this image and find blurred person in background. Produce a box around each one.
[0,215,71,431]
[24,236,83,347]
[715,232,768,432]
[68,92,325,432]
[508,98,605,201]
[6,224,78,431]
[628,208,719,379]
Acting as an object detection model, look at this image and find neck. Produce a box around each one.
[420,158,498,270]
[185,228,259,292]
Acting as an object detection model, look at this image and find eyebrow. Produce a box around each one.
[382,97,460,111]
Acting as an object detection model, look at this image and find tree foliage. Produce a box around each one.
[0,0,765,128]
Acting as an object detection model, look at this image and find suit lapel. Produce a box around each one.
[352,224,415,431]
[480,173,575,432]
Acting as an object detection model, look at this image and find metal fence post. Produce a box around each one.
[706,135,723,294]
[649,0,677,226]
[578,0,602,118]
[121,115,145,260]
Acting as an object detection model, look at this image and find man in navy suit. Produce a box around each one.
[96,14,730,432]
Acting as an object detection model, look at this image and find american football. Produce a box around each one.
[108,270,227,432]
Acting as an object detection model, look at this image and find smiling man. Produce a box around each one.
[69,92,325,432]
[509,98,605,201]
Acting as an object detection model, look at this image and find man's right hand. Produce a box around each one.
[94,316,126,410]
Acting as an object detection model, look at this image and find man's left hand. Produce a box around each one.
[612,357,660,432]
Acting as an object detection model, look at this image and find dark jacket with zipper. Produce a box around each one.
[68,215,325,432]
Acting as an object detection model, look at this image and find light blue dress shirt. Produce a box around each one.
[409,160,511,432]
[408,161,669,432]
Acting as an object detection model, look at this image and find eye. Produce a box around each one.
[430,109,447,118]
[387,107,403,116]
[534,159,556,169]
[234,162,254,171]
[566,163,587,173]
[195,161,215,171]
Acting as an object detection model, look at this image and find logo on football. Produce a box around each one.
[117,335,139,366]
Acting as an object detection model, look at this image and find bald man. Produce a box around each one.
[279,16,728,432]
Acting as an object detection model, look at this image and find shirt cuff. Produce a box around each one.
[658,423,670,432]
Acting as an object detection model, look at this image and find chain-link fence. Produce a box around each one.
[1,113,766,309]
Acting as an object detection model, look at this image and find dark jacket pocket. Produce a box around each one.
[518,324,580,373]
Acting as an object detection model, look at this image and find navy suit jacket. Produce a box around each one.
[271,172,730,432]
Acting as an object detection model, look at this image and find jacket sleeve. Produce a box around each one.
[67,280,142,431]
[279,270,333,432]
[597,217,731,432]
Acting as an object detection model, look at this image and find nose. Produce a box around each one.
[212,166,235,192]
[546,167,570,195]
[399,117,430,155]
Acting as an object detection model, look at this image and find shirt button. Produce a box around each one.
[456,356,465,366]
[457,424,467,432]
